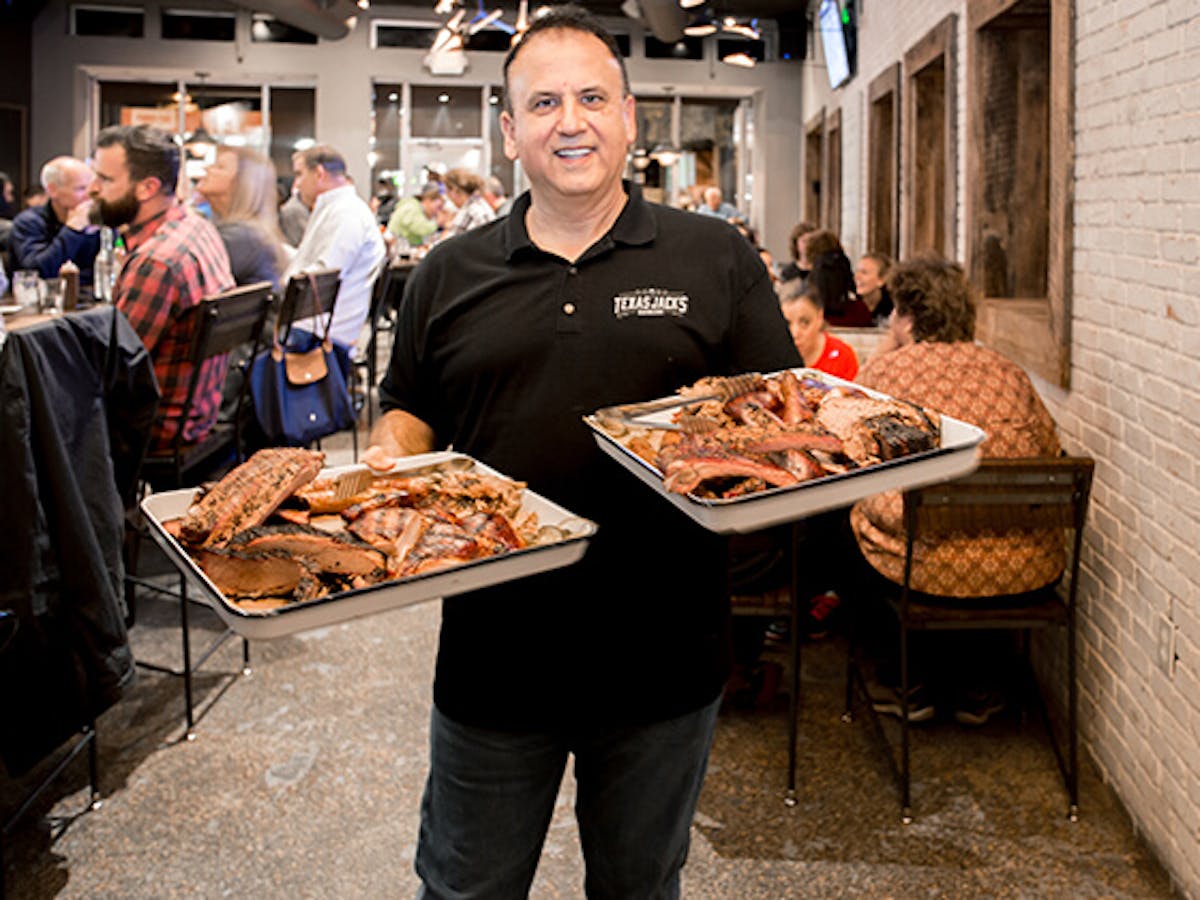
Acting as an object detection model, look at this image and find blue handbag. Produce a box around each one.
[249,290,355,446]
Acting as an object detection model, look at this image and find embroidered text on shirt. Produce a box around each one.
[612,287,690,319]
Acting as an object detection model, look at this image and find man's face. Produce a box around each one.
[89,145,142,227]
[292,158,321,209]
[48,163,93,216]
[500,28,635,203]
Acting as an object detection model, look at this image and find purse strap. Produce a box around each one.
[273,270,335,354]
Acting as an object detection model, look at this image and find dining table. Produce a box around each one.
[0,302,159,775]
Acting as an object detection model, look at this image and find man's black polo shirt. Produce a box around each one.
[380,182,801,731]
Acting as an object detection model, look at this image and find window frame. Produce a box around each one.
[867,62,901,259]
[966,0,1074,387]
[902,13,957,260]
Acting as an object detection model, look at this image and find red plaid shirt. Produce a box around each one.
[115,204,235,449]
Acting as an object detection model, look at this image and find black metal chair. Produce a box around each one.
[125,281,273,738]
[352,260,408,430]
[843,456,1095,823]
[273,268,359,458]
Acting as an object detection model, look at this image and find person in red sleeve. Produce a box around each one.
[780,279,859,380]
[89,124,235,450]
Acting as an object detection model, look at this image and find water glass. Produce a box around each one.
[40,277,66,316]
[13,270,40,310]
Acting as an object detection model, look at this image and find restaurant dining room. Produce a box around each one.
[1,0,1198,897]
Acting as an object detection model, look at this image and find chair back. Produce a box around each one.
[277,268,341,343]
[901,456,1095,602]
[161,280,273,463]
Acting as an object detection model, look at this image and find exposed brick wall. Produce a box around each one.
[803,1,1200,894]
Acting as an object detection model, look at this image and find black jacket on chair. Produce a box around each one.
[0,306,158,774]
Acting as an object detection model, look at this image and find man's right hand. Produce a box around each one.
[66,199,94,231]
[361,444,397,473]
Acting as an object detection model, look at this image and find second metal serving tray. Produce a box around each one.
[584,369,986,535]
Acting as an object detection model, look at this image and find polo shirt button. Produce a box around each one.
[568,266,578,276]
[562,302,576,315]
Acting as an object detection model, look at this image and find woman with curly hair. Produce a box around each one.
[849,252,1062,725]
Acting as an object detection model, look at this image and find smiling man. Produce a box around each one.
[90,124,234,449]
[366,6,799,895]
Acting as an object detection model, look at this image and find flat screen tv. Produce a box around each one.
[818,0,856,90]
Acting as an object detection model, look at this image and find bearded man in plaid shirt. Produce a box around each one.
[90,124,235,450]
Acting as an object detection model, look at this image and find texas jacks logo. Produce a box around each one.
[612,287,690,319]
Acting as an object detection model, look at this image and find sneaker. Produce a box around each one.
[954,690,1006,726]
[869,683,936,723]
[806,590,841,638]
[763,618,790,645]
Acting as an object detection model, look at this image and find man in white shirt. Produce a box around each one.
[285,145,385,347]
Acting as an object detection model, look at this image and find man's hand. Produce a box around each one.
[364,409,437,472]
[361,444,397,473]
[65,198,94,231]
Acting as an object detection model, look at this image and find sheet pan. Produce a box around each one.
[585,369,986,535]
[140,451,597,640]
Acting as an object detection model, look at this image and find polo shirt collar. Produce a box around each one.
[502,179,657,263]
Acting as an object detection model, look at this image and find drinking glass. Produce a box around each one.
[40,277,65,315]
[13,270,40,310]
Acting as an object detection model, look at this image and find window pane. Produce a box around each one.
[98,81,180,131]
[410,86,482,139]
[73,6,145,38]
[371,83,404,188]
[487,86,513,202]
[270,87,316,180]
[162,11,235,41]
[644,36,704,60]
[680,97,739,199]
[375,23,440,49]
[717,38,765,63]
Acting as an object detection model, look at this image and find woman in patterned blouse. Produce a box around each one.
[439,168,496,240]
[847,252,1062,724]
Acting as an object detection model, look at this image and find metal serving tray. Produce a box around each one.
[585,369,986,535]
[140,451,597,640]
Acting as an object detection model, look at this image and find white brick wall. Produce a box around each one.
[804,1,1200,894]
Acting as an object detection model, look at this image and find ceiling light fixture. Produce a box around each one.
[650,144,681,167]
[677,0,705,8]
[721,17,761,40]
[683,13,716,37]
[722,51,756,68]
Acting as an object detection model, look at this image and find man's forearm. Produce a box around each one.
[368,408,436,458]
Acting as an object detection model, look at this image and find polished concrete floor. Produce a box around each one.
[2,584,1177,898]
[0,424,1178,898]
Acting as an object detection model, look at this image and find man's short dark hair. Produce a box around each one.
[95,124,179,196]
[294,145,347,178]
[501,4,629,113]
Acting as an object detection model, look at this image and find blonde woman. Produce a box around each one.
[440,168,495,239]
[196,145,288,290]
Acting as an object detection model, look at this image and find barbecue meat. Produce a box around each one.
[180,448,325,547]
[815,394,940,465]
[227,523,386,577]
[193,549,306,599]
